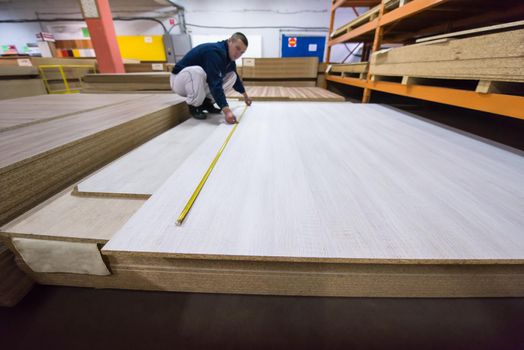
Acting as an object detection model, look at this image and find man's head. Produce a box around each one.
[227,32,248,61]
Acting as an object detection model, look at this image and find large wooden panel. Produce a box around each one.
[75,111,234,198]
[104,102,524,261]
[227,86,344,101]
[1,187,145,243]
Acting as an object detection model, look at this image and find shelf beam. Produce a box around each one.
[333,0,381,10]
[326,75,369,88]
[379,0,449,27]
[326,76,524,120]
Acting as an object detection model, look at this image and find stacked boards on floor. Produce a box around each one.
[240,57,319,87]
[2,101,523,297]
[81,72,344,101]
[0,93,188,226]
[0,64,46,100]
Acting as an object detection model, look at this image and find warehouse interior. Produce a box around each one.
[1,0,523,348]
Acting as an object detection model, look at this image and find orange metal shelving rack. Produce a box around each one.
[325,0,524,120]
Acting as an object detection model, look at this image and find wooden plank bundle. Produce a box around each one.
[0,94,140,132]
[370,28,524,82]
[241,57,319,87]
[82,72,171,92]
[0,94,188,225]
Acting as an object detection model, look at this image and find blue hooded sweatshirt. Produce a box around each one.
[172,40,246,109]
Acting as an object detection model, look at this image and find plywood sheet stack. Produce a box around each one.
[82,73,171,92]
[0,111,228,291]
[241,57,319,87]
[0,93,188,226]
[1,102,523,297]
[370,28,524,84]
[124,63,169,73]
[99,102,524,297]
[0,60,46,100]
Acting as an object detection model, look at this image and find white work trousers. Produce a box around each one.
[170,66,237,107]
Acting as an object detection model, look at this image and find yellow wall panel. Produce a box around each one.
[116,36,166,62]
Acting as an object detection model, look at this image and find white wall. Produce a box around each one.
[0,0,364,62]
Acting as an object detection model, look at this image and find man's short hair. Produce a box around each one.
[230,32,248,47]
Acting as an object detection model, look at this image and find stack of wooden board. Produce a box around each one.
[0,93,188,226]
[0,62,46,100]
[227,86,344,101]
[125,63,169,73]
[82,73,171,92]
[0,111,229,289]
[73,112,231,198]
[97,102,523,297]
[241,57,319,87]
[2,102,523,297]
[369,28,524,92]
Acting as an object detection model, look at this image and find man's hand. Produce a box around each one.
[243,93,252,106]
[222,106,237,124]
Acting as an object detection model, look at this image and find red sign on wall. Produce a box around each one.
[288,37,297,48]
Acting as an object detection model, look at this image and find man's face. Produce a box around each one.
[228,38,247,61]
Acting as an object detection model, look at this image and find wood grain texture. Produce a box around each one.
[75,109,240,197]
[0,94,142,132]
[1,187,145,242]
[241,57,319,79]
[0,94,188,225]
[81,72,171,92]
[0,94,185,170]
[103,102,524,263]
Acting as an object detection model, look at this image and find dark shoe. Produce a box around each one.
[201,98,221,114]
[189,105,207,120]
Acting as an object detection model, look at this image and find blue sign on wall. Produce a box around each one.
[281,34,326,62]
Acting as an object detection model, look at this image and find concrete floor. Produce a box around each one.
[1,285,523,349]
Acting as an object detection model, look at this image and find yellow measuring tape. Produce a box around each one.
[176,105,249,225]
